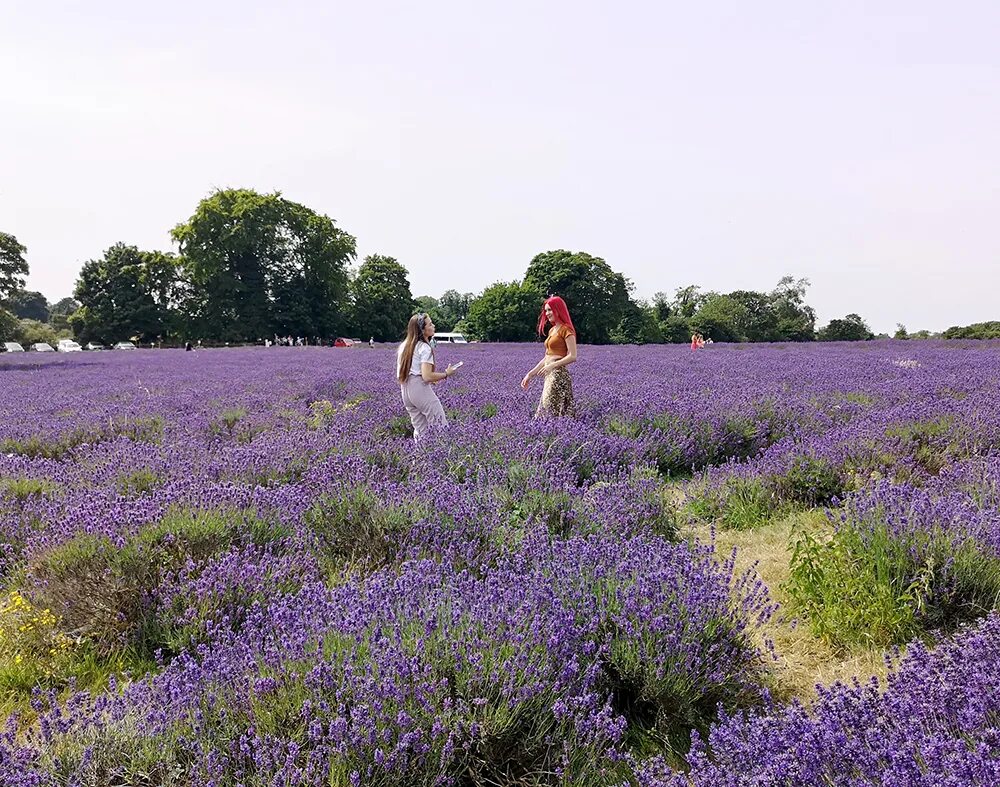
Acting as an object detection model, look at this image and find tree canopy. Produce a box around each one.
[524,250,630,344]
[51,297,81,316]
[464,281,543,342]
[6,290,50,322]
[942,321,1000,340]
[818,313,874,342]
[73,244,180,344]
[350,255,414,341]
[172,189,355,341]
[19,193,904,348]
[0,232,29,303]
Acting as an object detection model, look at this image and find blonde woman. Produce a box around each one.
[397,313,459,440]
[521,296,577,417]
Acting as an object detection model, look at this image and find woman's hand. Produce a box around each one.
[520,371,534,389]
[445,363,458,377]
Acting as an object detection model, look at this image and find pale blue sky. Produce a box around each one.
[2,0,998,333]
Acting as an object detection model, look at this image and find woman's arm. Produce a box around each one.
[422,362,455,383]
[521,357,547,389]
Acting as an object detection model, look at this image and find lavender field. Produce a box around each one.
[3,341,1000,786]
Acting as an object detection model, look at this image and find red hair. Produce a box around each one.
[537,295,576,336]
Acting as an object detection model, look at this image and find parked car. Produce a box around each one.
[85,342,105,351]
[57,339,83,352]
[333,337,354,347]
[31,343,55,352]
[112,341,137,350]
[2,342,24,353]
[434,332,468,344]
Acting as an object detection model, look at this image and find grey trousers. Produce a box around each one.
[400,376,447,440]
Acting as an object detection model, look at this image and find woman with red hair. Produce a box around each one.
[520,295,578,417]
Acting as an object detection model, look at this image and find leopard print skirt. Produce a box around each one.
[536,366,576,418]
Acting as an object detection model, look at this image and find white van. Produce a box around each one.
[57,339,83,352]
[434,332,468,344]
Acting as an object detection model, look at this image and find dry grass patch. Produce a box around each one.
[682,508,890,703]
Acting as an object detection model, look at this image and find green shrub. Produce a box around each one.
[686,478,777,530]
[308,394,370,429]
[380,414,414,439]
[0,417,165,460]
[115,468,161,497]
[719,479,775,530]
[885,416,961,475]
[0,432,93,460]
[498,486,578,538]
[785,519,1000,649]
[774,456,845,507]
[26,508,289,656]
[303,488,427,576]
[605,415,644,439]
[308,398,336,428]
[114,415,166,444]
[210,407,261,442]
[0,477,59,501]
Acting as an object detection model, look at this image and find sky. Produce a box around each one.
[2,0,998,334]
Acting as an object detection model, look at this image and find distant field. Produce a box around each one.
[3,341,1000,785]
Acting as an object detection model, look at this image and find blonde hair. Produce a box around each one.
[397,313,433,383]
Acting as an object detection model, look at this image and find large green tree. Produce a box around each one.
[49,297,81,334]
[671,285,713,319]
[0,309,18,342]
[350,255,414,341]
[0,232,29,302]
[648,292,691,342]
[464,280,543,342]
[726,290,781,342]
[612,299,664,344]
[523,250,630,344]
[172,189,355,341]
[414,295,440,324]
[50,297,80,316]
[770,276,816,341]
[14,319,66,347]
[943,321,1000,340]
[689,295,746,342]
[73,244,180,344]
[818,313,874,341]
[435,289,474,331]
[6,290,50,322]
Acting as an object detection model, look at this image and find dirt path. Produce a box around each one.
[681,508,890,703]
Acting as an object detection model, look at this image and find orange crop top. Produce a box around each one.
[545,324,573,357]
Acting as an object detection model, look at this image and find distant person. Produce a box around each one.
[185,341,193,352]
[397,313,459,440]
[521,295,577,417]
[369,336,375,348]
[691,333,705,351]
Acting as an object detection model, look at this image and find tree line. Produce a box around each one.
[0,189,980,347]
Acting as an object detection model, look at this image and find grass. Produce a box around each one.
[681,508,890,703]
[1,477,59,500]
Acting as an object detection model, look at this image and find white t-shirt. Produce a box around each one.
[398,341,433,377]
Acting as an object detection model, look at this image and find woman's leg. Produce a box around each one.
[401,379,429,439]
[405,378,447,438]
[537,368,574,417]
